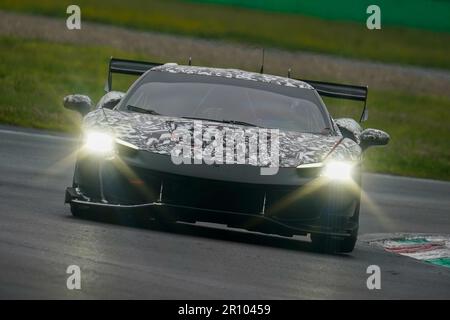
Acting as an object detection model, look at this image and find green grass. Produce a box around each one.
[0,0,449,69]
[0,37,144,132]
[0,36,449,180]
[326,94,450,180]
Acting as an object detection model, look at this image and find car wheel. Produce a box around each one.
[311,229,357,253]
[312,201,360,253]
[70,202,91,218]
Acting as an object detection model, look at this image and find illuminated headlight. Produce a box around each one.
[321,161,353,180]
[84,131,115,156]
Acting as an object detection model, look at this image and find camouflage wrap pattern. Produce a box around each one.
[64,94,92,107]
[327,137,362,162]
[360,128,391,145]
[83,109,362,167]
[96,91,125,109]
[151,64,314,89]
[334,118,363,144]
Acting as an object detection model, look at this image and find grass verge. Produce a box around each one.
[0,0,449,69]
[0,36,448,180]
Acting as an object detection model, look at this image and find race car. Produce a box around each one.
[64,58,389,253]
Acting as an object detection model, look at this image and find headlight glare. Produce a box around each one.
[321,161,353,180]
[84,131,115,155]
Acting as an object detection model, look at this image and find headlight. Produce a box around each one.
[321,161,353,180]
[84,131,115,155]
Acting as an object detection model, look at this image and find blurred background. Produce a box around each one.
[0,0,448,179]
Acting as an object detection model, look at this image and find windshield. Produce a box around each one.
[118,71,331,133]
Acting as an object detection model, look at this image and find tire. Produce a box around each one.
[70,202,91,219]
[311,229,357,253]
[311,203,360,253]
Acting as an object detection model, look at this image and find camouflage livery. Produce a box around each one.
[151,64,314,90]
[83,108,361,168]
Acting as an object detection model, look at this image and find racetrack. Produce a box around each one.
[0,125,449,299]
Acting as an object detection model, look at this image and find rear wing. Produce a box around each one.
[104,57,369,121]
[298,79,369,122]
[105,57,162,92]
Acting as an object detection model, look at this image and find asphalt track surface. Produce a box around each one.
[0,125,449,299]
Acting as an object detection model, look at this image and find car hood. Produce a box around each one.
[83,109,361,167]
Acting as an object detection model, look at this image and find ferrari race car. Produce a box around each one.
[64,58,389,253]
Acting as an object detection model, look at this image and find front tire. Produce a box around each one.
[311,202,360,253]
[311,229,357,253]
[70,202,91,218]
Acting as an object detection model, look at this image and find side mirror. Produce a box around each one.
[97,91,125,110]
[335,118,362,143]
[360,128,390,150]
[63,94,92,116]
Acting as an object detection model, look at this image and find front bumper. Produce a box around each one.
[67,151,360,237]
[66,186,358,238]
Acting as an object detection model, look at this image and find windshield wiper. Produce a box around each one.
[126,105,161,115]
[221,119,259,127]
[181,116,218,122]
[181,116,259,127]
